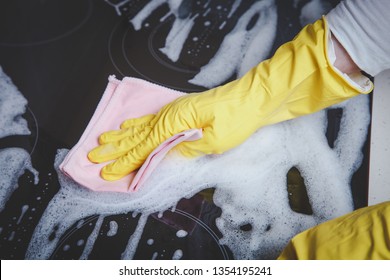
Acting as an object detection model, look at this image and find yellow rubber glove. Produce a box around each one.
[88,17,372,181]
[278,201,390,260]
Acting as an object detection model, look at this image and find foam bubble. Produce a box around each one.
[107,220,118,237]
[219,21,226,30]
[17,205,29,224]
[176,229,188,238]
[147,238,154,245]
[8,231,16,241]
[172,249,183,260]
[203,7,211,17]
[228,0,242,18]
[76,219,85,229]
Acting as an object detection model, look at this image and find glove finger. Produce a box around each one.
[100,134,159,181]
[88,125,153,163]
[120,114,155,129]
[98,114,155,144]
[99,124,147,144]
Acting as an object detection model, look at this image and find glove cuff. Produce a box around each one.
[252,16,373,126]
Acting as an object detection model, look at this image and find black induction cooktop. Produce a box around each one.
[0,0,370,260]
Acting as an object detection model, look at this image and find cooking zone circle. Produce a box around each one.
[107,0,253,91]
[108,18,205,92]
[50,208,230,260]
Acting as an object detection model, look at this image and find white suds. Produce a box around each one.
[0,148,39,211]
[128,0,277,88]
[0,66,30,138]
[80,215,104,260]
[17,205,29,224]
[0,67,39,211]
[189,0,277,87]
[130,0,166,30]
[147,238,154,245]
[160,15,198,62]
[121,214,148,259]
[176,229,188,238]
[228,0,242,18]
[107,220,119,237]
[8,231,16,241]
[172,249,183,259]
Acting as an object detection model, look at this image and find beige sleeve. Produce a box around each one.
[326,0,390,76]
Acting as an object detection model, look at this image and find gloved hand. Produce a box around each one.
[278,201,390,260]
[88,17,372,181]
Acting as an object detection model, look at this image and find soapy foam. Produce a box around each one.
[0,67,39,211]
[147,238,154,245]
[16,205,29,225]
[8,231,16,241]
[130,0,184,31]
[130,0,166,31]
[131,0,198,63]
[107,220,119,237]
[189,0,277,87]
[159,15,197,62]
[176,229,188,238]
[25,148,207,259]
[80,215,104,259]
[228,0,242,18]
[0,66,30,138]
[0,148,38,212]
[121,214,148,259]
[202,7,211,17]
[129,0,277,88]
[172,249,183,260]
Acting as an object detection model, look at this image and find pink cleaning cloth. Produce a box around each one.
[59,76,202,192]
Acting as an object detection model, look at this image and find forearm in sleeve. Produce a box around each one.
[326,0,390,77]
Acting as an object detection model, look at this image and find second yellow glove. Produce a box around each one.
[278,201,390,260]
